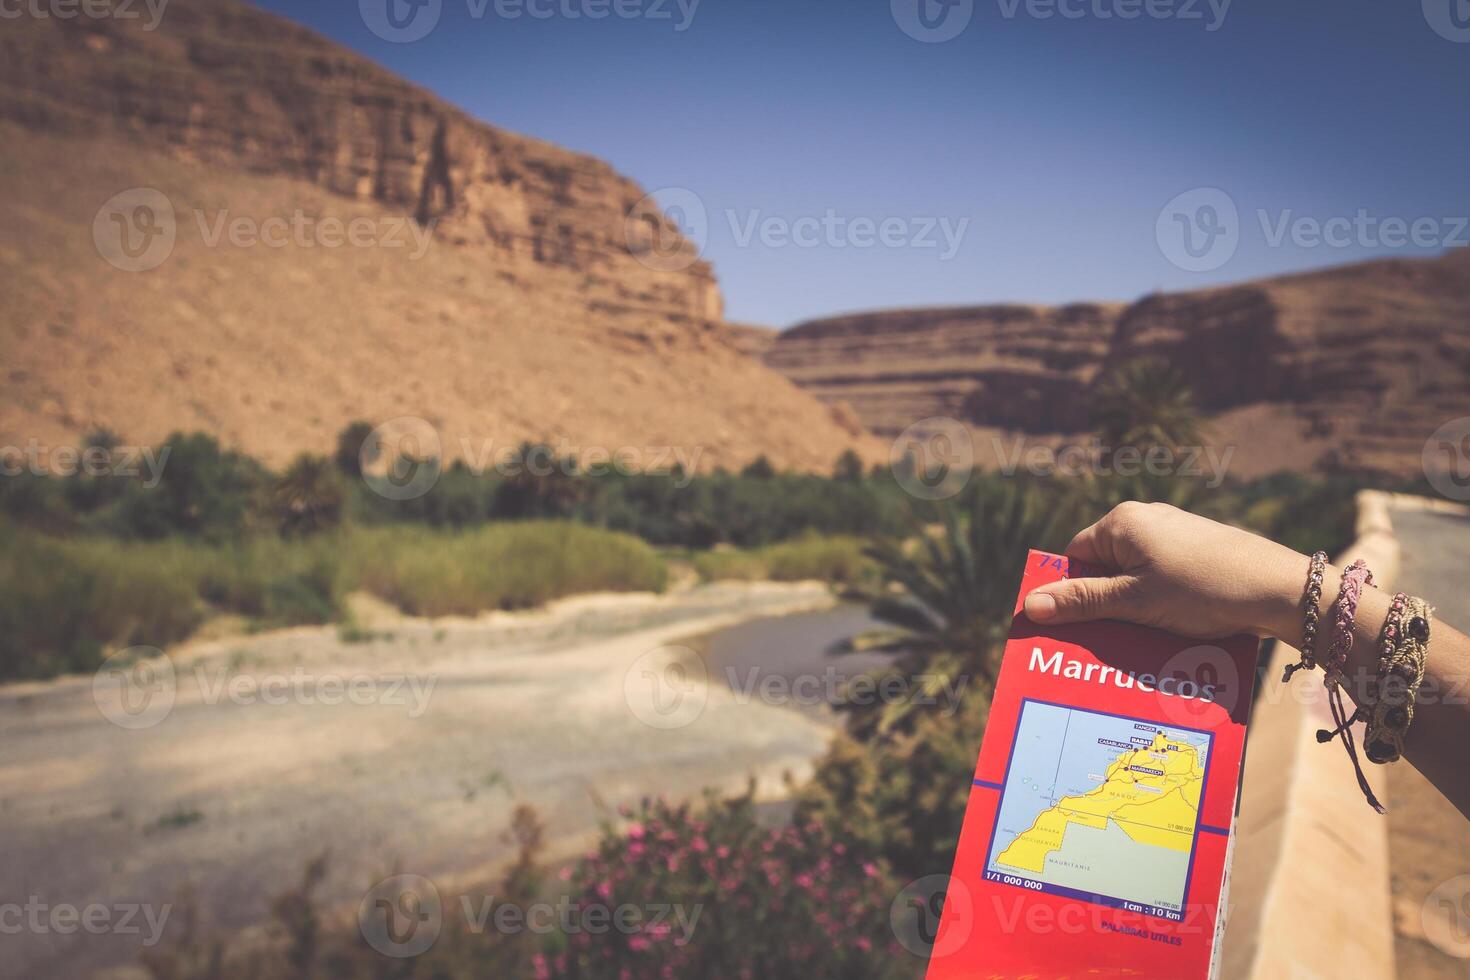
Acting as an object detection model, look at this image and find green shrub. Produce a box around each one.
[796,691,991,883]
[693,535,874,586]
[690,547,768,582]
[342,522,667,617]
[0,528,203,680]
[762,534,873,584]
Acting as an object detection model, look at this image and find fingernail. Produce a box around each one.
[1025,593,1057,621]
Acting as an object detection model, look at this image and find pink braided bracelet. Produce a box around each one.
[1316,559,1385,812]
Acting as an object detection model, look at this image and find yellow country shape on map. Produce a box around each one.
[995,732,1203,875]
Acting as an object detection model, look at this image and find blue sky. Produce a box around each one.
[254,0,1470,326]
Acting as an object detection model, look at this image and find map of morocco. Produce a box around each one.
[996,733,1204,874]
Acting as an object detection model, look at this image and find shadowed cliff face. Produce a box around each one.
[765,252,1470,478]
[0,0,881,472]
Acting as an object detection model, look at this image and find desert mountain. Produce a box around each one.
[764,251,1470,477]
[0,0,877,472]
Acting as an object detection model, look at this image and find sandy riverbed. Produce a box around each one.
[0,581,850,979]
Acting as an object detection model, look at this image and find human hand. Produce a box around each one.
[1023,501,1312,643]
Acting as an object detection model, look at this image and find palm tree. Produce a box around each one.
[273,455,346,536]
[1091,357,1205,454]
[834,477,1068,737]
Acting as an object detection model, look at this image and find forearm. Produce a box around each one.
[1263,557,1470,819]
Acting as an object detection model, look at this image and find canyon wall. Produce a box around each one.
[766,252,1470,477]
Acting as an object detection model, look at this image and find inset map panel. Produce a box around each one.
[984,700,1213,920]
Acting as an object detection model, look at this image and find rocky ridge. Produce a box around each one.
[765,252,1470,477]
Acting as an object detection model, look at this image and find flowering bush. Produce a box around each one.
[539,793,910,980]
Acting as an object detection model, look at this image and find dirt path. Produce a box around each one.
[1384,505,1470,979]
[0,582,845,980]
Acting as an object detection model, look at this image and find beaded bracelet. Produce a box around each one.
[1281,551,1329,683]
[1363,595,1432,766]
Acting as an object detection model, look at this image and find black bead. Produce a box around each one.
[1384,707,1408,730]
[1366,739,1397,765]
[1408,617,1430,643]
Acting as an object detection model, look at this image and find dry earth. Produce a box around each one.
[0,581,848,980]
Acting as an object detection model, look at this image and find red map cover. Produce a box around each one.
[924,550,1260,980]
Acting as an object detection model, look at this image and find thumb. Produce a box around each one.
[1024,575,1139,625]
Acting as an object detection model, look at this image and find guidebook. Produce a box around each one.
[925,550,1260,980]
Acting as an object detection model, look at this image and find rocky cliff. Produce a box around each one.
[0,0,719,322]
[0,0,879,471]
[766,252,1470,477]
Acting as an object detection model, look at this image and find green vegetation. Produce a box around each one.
[0,395,1377,688]
[343,522,667,617]
[692,534,873,586]
[0,521,664,680]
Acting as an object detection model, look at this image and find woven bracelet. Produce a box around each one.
[1281,551,1329,683]
[1363,595,1432,766]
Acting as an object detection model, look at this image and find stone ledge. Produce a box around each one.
[1222,489,1399,980]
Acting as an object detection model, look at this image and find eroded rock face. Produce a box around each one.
[0,0,882,473]
[767,253,1470,477]
[0,0,719,323]
[767,304,1123,438]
